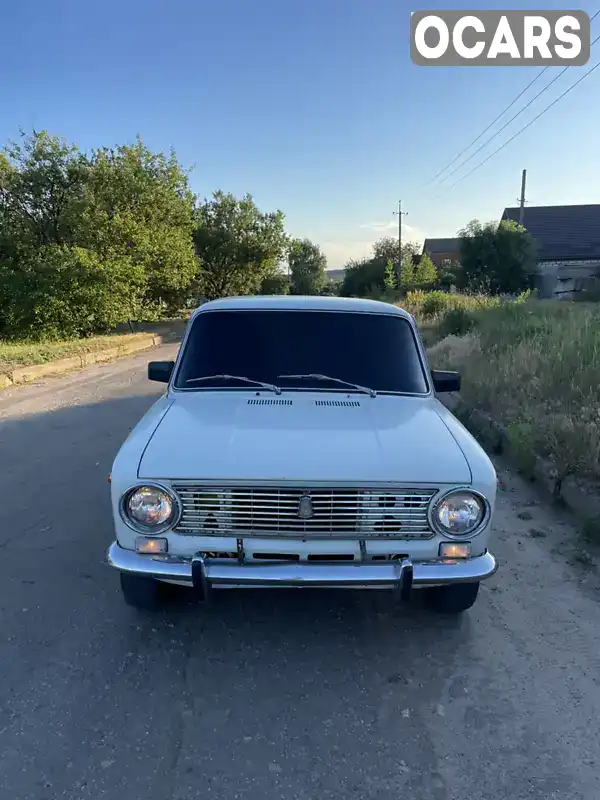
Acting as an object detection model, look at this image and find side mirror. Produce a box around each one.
[431,369,461,393]
[148,361,174,383]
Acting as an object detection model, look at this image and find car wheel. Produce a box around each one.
[120,573,162,611]
[426,581,480,614]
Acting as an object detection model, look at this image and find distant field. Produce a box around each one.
[326,269,344,281]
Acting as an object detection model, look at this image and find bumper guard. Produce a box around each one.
[107,542,497,599]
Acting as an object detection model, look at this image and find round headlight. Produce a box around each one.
[121,485,177,533]
[433,490,487,537]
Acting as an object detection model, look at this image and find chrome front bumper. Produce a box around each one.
[107,542,498,594]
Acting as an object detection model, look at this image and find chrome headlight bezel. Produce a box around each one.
[428,488,491,538]
[119,482,181,535]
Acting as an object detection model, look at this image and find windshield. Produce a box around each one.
[173,309,429,394]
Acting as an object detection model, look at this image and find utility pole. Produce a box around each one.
[518,169,527,225]
[393,200,408,287]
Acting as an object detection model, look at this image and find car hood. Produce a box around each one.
[138,392,472,485]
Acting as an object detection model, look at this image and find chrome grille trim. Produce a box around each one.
[172,486,437,539]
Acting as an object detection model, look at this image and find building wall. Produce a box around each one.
[537,259,600,298]
[426,251,459,268]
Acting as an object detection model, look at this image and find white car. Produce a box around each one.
[107,295,498,613]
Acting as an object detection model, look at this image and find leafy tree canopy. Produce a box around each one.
[339,237,420,296]
[288,237,327,295]
[458,219,537,295]
[194,191,287,301]
[0,131,196,338]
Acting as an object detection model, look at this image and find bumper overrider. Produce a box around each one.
[106,542,498,600]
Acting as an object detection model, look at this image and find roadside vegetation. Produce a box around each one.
[0,130,331,345]
[427,298,600,492]
[0,332,153,374]
[366,221,600,497]
[2,129,600,505]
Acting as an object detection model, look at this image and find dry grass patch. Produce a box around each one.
[428,333,480,365]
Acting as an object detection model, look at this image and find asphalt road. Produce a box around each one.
[2,347,600,800]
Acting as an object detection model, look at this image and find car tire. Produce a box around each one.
[426,581,480,614]
[120,573,162,611]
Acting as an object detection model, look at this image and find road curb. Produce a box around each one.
[440,391,600,531]
[1,330,181,391]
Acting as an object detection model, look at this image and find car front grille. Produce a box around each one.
[172,486,437,539]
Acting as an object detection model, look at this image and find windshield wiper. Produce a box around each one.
[185,374,282,394]
[277,373,377,398]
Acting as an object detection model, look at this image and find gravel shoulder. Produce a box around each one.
[1,350,600,800]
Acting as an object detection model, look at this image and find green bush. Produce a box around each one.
[0,131,197,340]
[364,287,403,304]
[0,245,146,340]
[439,307,477,337]
[260,272,290,295]
[420,291,453,317]
[400,289,500,324]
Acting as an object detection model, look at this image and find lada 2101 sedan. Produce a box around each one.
[107,296,498,613]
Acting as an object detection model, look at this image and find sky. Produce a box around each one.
[1,0,599,268]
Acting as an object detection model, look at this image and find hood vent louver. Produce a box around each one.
[314,400,361,407]
[247,399,293,406]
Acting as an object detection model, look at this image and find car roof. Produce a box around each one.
[191,295,414,320]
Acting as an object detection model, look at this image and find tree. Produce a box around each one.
[384,259,396,289]
[493,219,538,293]
[260,271,290,295]
[194,191,287,300]
[288,237,327,295]
[438,260,462,290]
[0,131,87,258]
[400,252,415,288]
[372,236,400,264]
[373,237,420,288]
[413,252,437,286]
[319,278,340,296]
[83,138,197,313]
[0,130,198,338]
[401,243,422,289]
[339,237,422,296]
[458,219,537,295]
[339,257,383,297]
[0,245,146,339]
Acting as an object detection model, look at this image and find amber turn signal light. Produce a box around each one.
[439,542,471,559]
[135,537,168,554]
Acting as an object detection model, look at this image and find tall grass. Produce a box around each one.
[429,301,600,486]
[400,289,502,323]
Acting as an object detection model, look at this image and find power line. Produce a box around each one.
[426,8,600,187]
[424,68,550,185]
[445,59,600,191]
[437,64,570,185]
[431,33,600,196]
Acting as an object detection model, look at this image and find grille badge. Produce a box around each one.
[173,486,436,539]
[297,493,314,520]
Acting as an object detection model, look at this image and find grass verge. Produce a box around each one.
[0,333,156,375]
[0,316,188,376]
[428,300,600,489]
